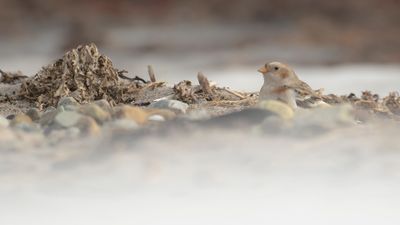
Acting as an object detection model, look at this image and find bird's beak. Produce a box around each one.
[257,66,268,74]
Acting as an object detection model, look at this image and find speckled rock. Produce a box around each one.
[185,109,212,120]
[79,104,111,124]
[47,127,81,143]
[75,116,101,136]
[57,97,79,108]
[105,119,139,131]
[13,123,41,133]
[39,107,64,127]
[148,100,189,114]
[114,106,148,125]
[10,114,33,127]
[44,106,57,113]
[62,104,79,112]
[94,99,112,113]
[54,111,83,128]
[25,108,41,122]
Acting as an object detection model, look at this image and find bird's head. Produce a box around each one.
[257,62,297,84]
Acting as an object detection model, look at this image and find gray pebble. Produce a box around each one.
[149,100,189,114]
[57,97,79,108]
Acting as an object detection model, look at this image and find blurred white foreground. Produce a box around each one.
[1,121,400,225]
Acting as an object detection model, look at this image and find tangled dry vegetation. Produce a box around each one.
[322,91,400,119]
[0,43,400,119]
[19,43,144,108]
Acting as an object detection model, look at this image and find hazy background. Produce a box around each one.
[1,0,400,94]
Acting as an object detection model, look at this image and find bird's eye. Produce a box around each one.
[274,67,279,71]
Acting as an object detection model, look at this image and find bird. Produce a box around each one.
[257,62,324,109]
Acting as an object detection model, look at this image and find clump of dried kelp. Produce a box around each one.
[0,70,28,84]
[322,91,400,118]
[382,92,400,115]
[173,72,257,106]
[19,43,143,108]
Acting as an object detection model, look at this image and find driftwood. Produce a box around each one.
[147,65,156,83]
[197,72,213,96]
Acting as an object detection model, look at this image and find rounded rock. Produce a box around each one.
[144,108,176,120]
[57,97,79,108]
[94,99,113,113]
[149,100,189,114]
[13,123,41,133]
[40,108,62,127]
[10,114,33,127]
[105,119,139,131]
[147,115,166,122]
[75,116,101,136]
[25,108,41,121]
[113,106,148,125]
[54,111,83,128]
[79,104,111,124]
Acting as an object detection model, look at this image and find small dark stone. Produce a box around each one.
[6,114,15,120]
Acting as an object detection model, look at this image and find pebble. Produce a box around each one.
[114,106,148,125]
[47,127,81,143]
[12,123,41,133]
[105,119,139,131]
[258,100,294,120]
[39,108,61,127]
[79,104,111,124]
[25,108,41,121]
[94,99,113,113]
[75,116,101,136]
[147,115,166,122]
[144,108,176,120]
[6,114,15,120]
[44,106,57,113]
[54,111,83,128]
[57,97,79,108]
[63,104,79,112]
[149,100,189,114]
[10,114,33,127]
[185,109,211,120]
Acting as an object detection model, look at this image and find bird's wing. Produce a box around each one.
[284,80,320,100]
[284,80,330,108]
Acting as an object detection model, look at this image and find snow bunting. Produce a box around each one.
[257,62,324,109]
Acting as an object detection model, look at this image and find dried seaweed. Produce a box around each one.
[173,80,198,103]
[383,92,400,115]
[19,43,142,107]
[0,70,28,84]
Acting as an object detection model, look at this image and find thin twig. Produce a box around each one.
[118,70,148,83]
[223,88,246,100]
[147,65,156,82]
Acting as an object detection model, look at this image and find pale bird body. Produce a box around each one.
[258,62,323,109]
